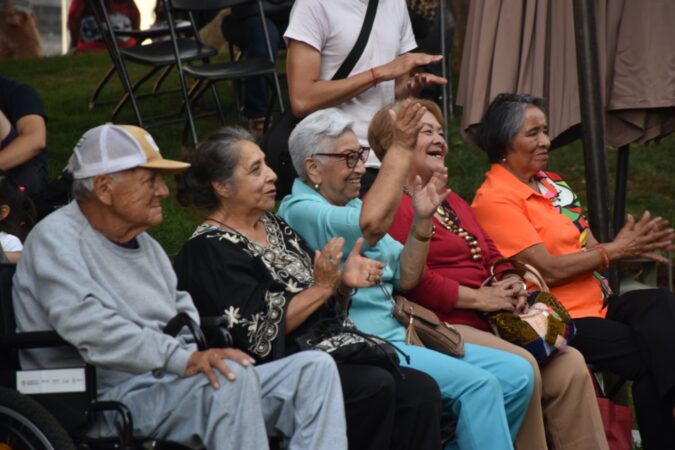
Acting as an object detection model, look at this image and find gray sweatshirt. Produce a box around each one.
[12,201,198,392]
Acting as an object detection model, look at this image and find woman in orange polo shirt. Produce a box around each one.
[471,93,675,450]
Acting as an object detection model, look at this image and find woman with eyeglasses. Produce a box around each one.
[173,126,443,450]
[278,101,535,450]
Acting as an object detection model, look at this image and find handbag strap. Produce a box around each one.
[487,258,550,292]
[331,0,379,80]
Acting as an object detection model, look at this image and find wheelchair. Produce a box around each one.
[0,262,231,450]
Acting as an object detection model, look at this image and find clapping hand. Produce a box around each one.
[411,170,449,220]
[342,237,385,287]
[313,237,344,291]
[610,211,675,263]
[388,99,427,151]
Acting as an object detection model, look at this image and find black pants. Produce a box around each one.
[571,289,675,450]
[337,364,441,450]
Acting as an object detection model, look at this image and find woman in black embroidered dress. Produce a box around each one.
[174,127,443,450]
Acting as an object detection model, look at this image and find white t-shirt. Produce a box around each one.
[284,0,417,168]
[0,231,22,252]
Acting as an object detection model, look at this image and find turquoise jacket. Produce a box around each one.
[278,179,406,342]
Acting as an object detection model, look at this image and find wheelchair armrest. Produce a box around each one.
[0,330,69,349]
[163,312,207,351]
[200,316,233,349]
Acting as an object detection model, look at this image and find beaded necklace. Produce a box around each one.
[401,187,483,261]
[435,200,483,261]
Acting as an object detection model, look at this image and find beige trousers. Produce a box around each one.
[454,324,609,450]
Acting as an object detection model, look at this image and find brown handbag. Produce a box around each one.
[392,295,464,357]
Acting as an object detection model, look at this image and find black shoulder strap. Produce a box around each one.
[332,0,379,80]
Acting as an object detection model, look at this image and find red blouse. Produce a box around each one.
[388,192,503,331]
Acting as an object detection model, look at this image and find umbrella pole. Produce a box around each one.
[572,0,618,292]
[572,1,612,238]
[439,0,452,139]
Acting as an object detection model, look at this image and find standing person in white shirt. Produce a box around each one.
[284,0,447,193]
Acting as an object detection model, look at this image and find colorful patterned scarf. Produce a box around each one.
[535,171,612,302]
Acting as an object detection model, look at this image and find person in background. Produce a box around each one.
[220,1,294,137]
[0,0,42,58]
[68,0,139,52]
[372,98,608,450]
[12,123,348,449]
[0,75,48,196]
[0,169,35,262]
[472,93,675,450]
[284,0,447,193]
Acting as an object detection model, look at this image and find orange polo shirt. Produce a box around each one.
[471,164,606,319]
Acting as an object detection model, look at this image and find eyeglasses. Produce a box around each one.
[314,146,370,169]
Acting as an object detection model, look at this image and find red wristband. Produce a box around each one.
[596,245,610,272]
[370,68,378,88]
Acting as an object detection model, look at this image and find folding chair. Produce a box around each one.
[164,0,285,146]
[87,0,218,129]
[87,17,192,111]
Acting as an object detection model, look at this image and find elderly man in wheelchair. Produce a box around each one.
[2,124,347,450]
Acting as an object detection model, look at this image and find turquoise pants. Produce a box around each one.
[396,342,534,450]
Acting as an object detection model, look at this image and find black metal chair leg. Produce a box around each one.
[153,65,174,93]
[89,65,116,111]
[111,66,163,123]
[210,83,226,125]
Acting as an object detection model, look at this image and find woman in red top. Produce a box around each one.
[471,93,675,450]
[370,99,608,450]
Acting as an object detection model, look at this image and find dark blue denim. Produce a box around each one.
[221,15,286,119]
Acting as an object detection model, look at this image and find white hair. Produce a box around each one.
[288,108,355,181]
[66,154,124,201]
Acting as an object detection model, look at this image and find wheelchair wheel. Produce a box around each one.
[0,387,76,450]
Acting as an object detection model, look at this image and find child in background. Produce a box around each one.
[0,170,35,262]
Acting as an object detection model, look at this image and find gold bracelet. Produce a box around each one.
[411,224,435,242]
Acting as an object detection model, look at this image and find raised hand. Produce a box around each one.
[312,237,344,291]
[185,348,256,388]
[378,52,444,81]
[412,169,449,220]
[388,99,427,151]
[342,237,385,287]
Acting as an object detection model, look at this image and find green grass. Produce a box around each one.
[2,52,674,258]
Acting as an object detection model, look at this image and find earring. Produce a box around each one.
[500,155,506,163]
[314,183,320,190]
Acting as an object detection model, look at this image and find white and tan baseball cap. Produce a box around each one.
[69,124,189,179]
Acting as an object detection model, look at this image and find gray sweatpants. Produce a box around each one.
[92,351,347,450]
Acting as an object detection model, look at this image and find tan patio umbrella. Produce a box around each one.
[456,0,675,149]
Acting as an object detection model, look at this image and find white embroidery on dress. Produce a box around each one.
[222,306,241,328]
[190,214,315,358]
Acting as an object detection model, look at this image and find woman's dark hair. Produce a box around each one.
[0,171,37,242]
[474,93,547,163]
[175,127,254,213]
